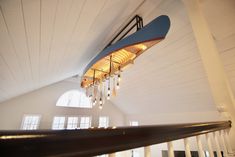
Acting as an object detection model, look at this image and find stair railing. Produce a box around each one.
[0,121,233,157]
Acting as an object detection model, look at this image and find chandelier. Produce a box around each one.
[81,15,170,109]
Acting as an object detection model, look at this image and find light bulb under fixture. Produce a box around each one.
[118,74,121,82]
[99,98,102,105]
[99,104,103,109]
[107,87,111,94]
[89,95,92,100]
[116,82,120,89]
[80,15,170,110]
[139,44,147,50]
[93,98,97,106]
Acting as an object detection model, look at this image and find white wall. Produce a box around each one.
[0,80,126,130]
[200,1,235,97]
[123,111,228,157]
[0,80,230,157]
[126,111,227,126]
[115,131,228,157]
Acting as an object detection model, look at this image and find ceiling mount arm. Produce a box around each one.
[104,15,143,49]
[109,55,112,75]
[93,69,96,85]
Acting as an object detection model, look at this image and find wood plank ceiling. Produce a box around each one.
[0,0,144,102]
[111,0,217,114]
[200,0,235,100]
[1,0,232,116]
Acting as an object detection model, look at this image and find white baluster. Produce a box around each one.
[219,130,228,157]
[196,135,205,157]
[144,146,151,157]
[108,153,116,157]
[224,129,233,154]
[206,133,215,157]
[167,141,175,157]
[213,132,222,157]
[184,138,192,157]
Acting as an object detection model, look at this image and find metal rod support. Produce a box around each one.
[93,70,96,84]
[104,58,121,65]
[104,15,143,49]
[91,68,109,74]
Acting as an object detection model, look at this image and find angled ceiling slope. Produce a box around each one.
[0,0,219,117]
[0,0,145,103]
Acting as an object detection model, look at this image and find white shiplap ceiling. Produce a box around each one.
[111,0,217,114]
[200,0,235,100]
[0,0,227,115]
[0,0,144,102]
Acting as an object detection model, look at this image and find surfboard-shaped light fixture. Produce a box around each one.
[81,15,170,108]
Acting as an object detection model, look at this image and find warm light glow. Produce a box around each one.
[107,87,111,94]
[89,95,92,100]
[99,105,103,109]
[116,82,120,89]
[0,135,46,139]
[81,40,161,88]
[93,98,97,106]
[118,74,121,82]
[136,44,147,50]
[99,98,102,105]
[81,33,165,110]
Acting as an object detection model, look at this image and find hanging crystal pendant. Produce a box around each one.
[99,103,103,109]
[94,85,97,98]
[85,88,89,97]
[89,94,92,100]
[107,93,110,100]
[118,73,121,82]
[103,81,106,103]
[107,77,111,100]
[93,98,97,106]
[99,97,103,109]
[112,77,116,96]
[86,87,91,99]
[116,82,120,90]
[99,85,103,109]
[107,87,110,94]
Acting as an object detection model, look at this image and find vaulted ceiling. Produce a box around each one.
[0,0,144,102]
[0,0,234,116]
[111,0,217,114]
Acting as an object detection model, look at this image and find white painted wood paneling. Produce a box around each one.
[0,0,33,89]
[201,0,235,100]
[21,0,41,86]
[1,0,231,117]
[111,0,216,114]
[0,0,145,102]
[39,0,60,85]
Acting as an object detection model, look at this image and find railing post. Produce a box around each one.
[223,129,233,154]
[167,141,175,157]
[206,133,215,157]
[219,130,228,157]
[213,132,222,157]
[184,138,192,157]
[196,135,205,157]
[144,146,151,157]
[108,153,116,157]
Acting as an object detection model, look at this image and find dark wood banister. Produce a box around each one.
[0,121,231,157]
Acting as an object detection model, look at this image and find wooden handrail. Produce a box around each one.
[0,121,231,157]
